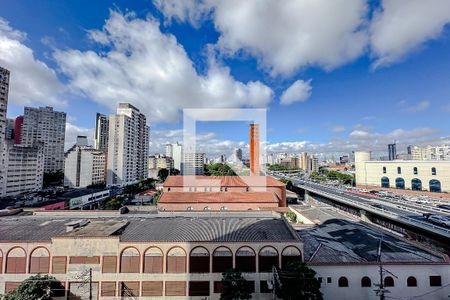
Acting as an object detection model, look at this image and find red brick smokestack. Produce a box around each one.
[250,123,260,176]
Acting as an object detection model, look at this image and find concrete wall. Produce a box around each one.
[311,263,450,300]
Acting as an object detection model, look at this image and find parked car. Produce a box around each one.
[428,215,450,227]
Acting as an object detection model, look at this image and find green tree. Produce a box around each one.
[220,269,252,300]
[158,168,169,181]
[153,189,162,204]
[1,274,65,300]
[275,261,323,300]
[103,196,125,210]
[205,163,237,176]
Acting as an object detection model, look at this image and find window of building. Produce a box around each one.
[144,247,163,273]
[6,247,26,274]
[431,167,437,175]
[281,246,302,268]
[120,248,140,273]
[69,256,100,264]
[167,247,186,273]
[381,177,390,188]
[212,247,233,273]
[165,281,186,296]
[120,281,139,297]
[189,281,210,296]
[382,167,386,174]
[142,281,163,297]
[189,247,210,273]
[29,247,50,273]
[411,178,422,191]
[395,178,405,189]
[101,282,117,297]
[361,276,371,287]
[338,277,349,287]
[397,167,401,174]
[259,246,279,272]
[413,167,418,175]
[327,277,332,284]
[0,250,3,274]
[235,246,256,273]
[102,256,117,273]
[214,281,224,294]
[51,256,66,274]
[429,276,442,287]
[407,276,417,287]
[384,276,394,287]
[429,179,442,193]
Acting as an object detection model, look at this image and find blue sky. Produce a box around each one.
[1,0,450,158]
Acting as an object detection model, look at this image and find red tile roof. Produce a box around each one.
[159,192,278,204]
[163,176,285,188]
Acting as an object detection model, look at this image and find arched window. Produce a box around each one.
[381,177,390,188]
[29,247,50,273]
[411,178,422,191]
[235,246,256,273]
[203,206,210,211]
[429,179,442,193]
[166,247,186,273]
[259,246,279,272]
[413,167,418,175]
[189,247,210,273]
[382,167,386,174]
[120,247,140,273]
[431,167,437,175]
[212,247,232,273]
[186,206,193,211]
[6,247,26,274]
[361,276,371,287]
[407,276,417,287]
[281,246,302,268]
[220,206,228,211]
[397,167,401,174]
[384,276,394,287]
[338,277,349,287]
[395,178,405,189]
[143,247,163,273]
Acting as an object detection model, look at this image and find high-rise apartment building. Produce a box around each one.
[388,143,397,161]
[182,152,205,175]
[0,67,9,149]
[64,136,106,188]
[107,103,149,186]
[411,145,450,161]
[21,106,66,172]
[249,123,260,176]
[13,116,23,144]
[0,67,44,197]
[166,142,182,170]
[1,141,44,196]
[94,113,109,152]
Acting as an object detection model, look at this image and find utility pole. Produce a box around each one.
[89,267,92,300]
[376,238,385,300]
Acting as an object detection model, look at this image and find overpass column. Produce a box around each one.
[360,209,371,223]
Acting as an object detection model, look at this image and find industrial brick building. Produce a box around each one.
[158,175,287,211]
[0,212,302,299]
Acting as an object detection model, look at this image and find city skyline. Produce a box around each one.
[1,1,450,156]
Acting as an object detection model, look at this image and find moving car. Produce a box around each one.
[428,215,450,227]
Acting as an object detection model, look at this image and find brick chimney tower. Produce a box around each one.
[249,123,260,176]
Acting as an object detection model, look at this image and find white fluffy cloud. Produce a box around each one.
[156,0,450,73]
[54,11,273,123]
[280,79,312,105]
[0,18,64,106]
[370,0,450,68]
[155,0,368,76]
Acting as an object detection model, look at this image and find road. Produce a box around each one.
[272,173,450,239]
